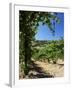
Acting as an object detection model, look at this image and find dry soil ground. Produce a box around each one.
[19,59,64,79]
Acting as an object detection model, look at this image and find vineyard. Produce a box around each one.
[32,40,64,63]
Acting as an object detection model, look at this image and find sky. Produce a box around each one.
[35,12,64,41]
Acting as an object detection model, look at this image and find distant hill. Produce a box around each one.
[32,39,64,47]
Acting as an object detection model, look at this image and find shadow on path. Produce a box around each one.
[27,60,54,79]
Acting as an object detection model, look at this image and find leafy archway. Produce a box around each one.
[19,11,60,75]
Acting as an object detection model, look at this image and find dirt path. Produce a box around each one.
[33,60,64,77]
[19,60,64,79]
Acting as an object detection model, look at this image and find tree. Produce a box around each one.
[19,11,60,75]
